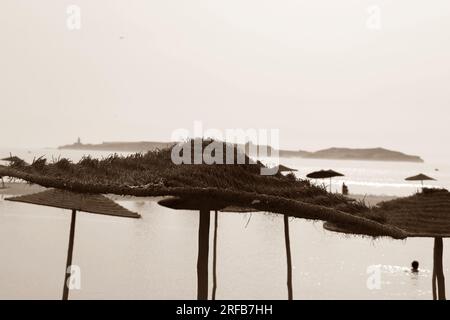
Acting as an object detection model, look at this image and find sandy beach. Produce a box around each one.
[349,194,398,207]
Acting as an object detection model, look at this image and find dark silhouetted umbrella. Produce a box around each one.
[1,156,28,166]
[277,164,298,173]
[405,174,436,187]
[307,169,344,192]
[1,156,22,162]
[6,188,140,300]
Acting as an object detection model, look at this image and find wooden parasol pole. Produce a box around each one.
[197,208,210,300]
[284,215,293,300]
[212,210,218,300]
[63,209,77,300]
[434,237,446,300]
[432,267,437,300]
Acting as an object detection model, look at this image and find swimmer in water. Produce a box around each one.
[411,260,419,273]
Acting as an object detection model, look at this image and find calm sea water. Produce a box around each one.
[0,148,448,299]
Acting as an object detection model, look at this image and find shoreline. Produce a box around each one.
[349,194,398,206]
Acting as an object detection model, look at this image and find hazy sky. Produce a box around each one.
[1,1,450,160]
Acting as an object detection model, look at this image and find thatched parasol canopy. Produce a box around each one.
[277,164,298,173]
[1,156,28,166]
[405,173,436,187]
[307,169,345,193]
[6,188,139,218]
[405,174,436,182]
[1,156,23,162]
[373,188,450,238]
[0,140,406,239]
[5,188,139,300]
[324,188,450,238]
[158,196,228,211]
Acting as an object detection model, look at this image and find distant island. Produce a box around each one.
[279,147,424,163]
[59,139,424,163]
[242,143,424,163]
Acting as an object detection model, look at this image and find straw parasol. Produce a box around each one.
[1,156,28,166]
[277,164,298,173]
[1,156,23,162]
[324,188,450,300]
[0,140,405,240]
[307,169,344,192]
[158,196,225,300]
[6,188,140,300]
[158,195,297,300]
[405,173,436,187]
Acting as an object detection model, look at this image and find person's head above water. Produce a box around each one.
[411,260,419,272]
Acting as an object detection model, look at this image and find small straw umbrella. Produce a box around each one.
[1,156,23,162]
[1,156,28,165]
[405,173,436,188]
[324,188,450,300]
[277,164,298,173]
[307,169,344,193]
[6,188,140,300]
[158,196,227,300]
[159,196,295,300]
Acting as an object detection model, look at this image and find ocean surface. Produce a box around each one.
[0,147,448,299]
